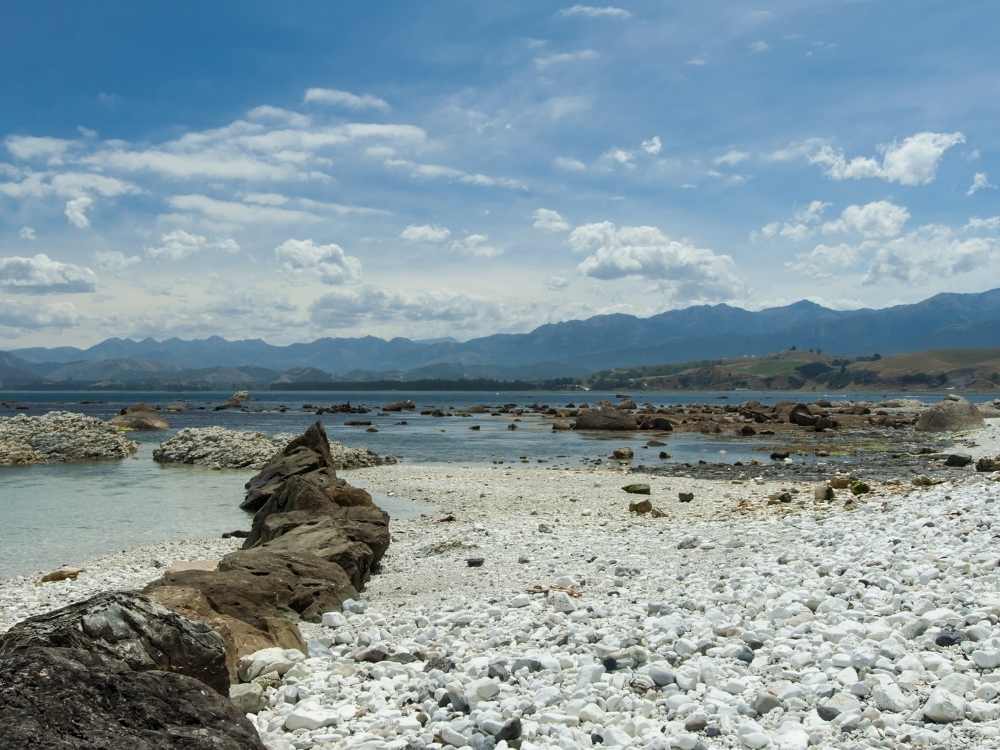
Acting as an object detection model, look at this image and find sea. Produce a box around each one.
[0,389,993,578]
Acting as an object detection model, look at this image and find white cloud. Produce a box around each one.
[568,221,743,301]
[0,298,80,332]
[784,132,967,186]
[450,233,502,258]
[822,200,910,238]
[310,285,498,329]
[553,156,587,172]
[546,276,570,290]
[559,5,632,19]
[785,243,860,279]
[534,49,599,69]
[602,148,635,168]
[533,208,571,233]
[714,149,750,166]
[94,250,142,272]
[968,172,996,196]
[303,88,391,112]
[545,96,592,120]
[400,224,451,242]
[0,170,139,201]
[246,105,311,128]
[275,238,362,284]
[383,158,525,190]
[65,196,94,228]
[167,194,321,225]
[0,253,97,294]
[749,40,770,54]
[146,230,240,260]
[641,136,663,156]
[5,135,74,162]
[686,56,707,66]
[966,216,1000,232]
[240,192,290,206]
[18,226,36,241]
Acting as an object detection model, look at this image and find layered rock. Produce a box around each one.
[915,398,985,432]
[154,425,395,472]
[0,647,264,750]
[0,411,138,465]
[146,422,390,680]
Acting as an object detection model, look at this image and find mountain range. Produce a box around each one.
[3,288,1000,388]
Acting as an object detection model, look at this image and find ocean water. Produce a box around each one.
[0,389,992,577]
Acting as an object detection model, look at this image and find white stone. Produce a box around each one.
[923,688,966,723]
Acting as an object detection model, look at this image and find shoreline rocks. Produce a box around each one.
[110,403,169,431]
[916,397,985,432]
[0,411,138,465]
[153,425,397,471]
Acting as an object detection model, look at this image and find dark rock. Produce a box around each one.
[241,422,337,512]
[0,647,264,750]
[383,400,415,412]
[944,454,973,468]
[623,483,651,495]
[976,456,1000,472]
[678,492,694,503]
[466,557,485,568]
[935,628,964,647]
[497,718,522,741]
[629,499,653,514]
[788,404,818,427]
[0,591,229,694]
[574,406,638,431]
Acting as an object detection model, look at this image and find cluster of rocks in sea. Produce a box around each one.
[109,402,170,430]
[153,426,397,470]
[0,410,138,464]
[243,477,1000,750]
[0,421,390,748]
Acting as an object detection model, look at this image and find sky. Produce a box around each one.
[1,0,999,348]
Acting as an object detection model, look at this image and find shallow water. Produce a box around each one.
[0,388,991,577]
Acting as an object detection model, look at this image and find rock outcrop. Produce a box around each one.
[915,398,985,432]
[146,422,390,681]
[154,425,395,472]
[0,591,229,694]
[0,411,138,464]
[0,647,264,750]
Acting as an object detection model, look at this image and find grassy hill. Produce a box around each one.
[585,348,1000,392]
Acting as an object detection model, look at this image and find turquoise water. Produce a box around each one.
[1,389,992,577]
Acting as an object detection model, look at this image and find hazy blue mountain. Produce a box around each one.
[0,352,42,387]
[7,288,1000,382]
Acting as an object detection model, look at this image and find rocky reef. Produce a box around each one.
[0,411,138,465]
[153,425,396,471]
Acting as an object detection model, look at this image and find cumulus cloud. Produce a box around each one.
[758,200,830,242]
[401,224,451,242]
[779,132,966,186]
[686,56,707,66]
[749,41,770,53]
[785,243,860,279]
[0,253,97,294]
[450,234,502,258]
[553,156,587,172]
[822,200,910,238]
[568,222,743,302]
[64,195,94,228]
[0,298,79,332]
[546,276,570,290]
[966,216,1000,232]
[275,239,361,284]
[602,148,635,168]
[559,5,632,19]
[968,172,996,196]
[303,88,390,112]
[5,135,74,163]
[534,49,599,68]
[146,230,240,260]
[641,136,663,156]
[94,250,142,272]
[18,226,36,241]
[166,194,320,225]
[533,209,571,233]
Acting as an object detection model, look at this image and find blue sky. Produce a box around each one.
[1,1,998,347]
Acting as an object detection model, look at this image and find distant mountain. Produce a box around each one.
[0,352,42,387]
[7,288,1000,383]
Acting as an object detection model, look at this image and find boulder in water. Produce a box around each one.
[574,406,638,431]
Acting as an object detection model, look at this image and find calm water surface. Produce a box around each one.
[1,389,991,577]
